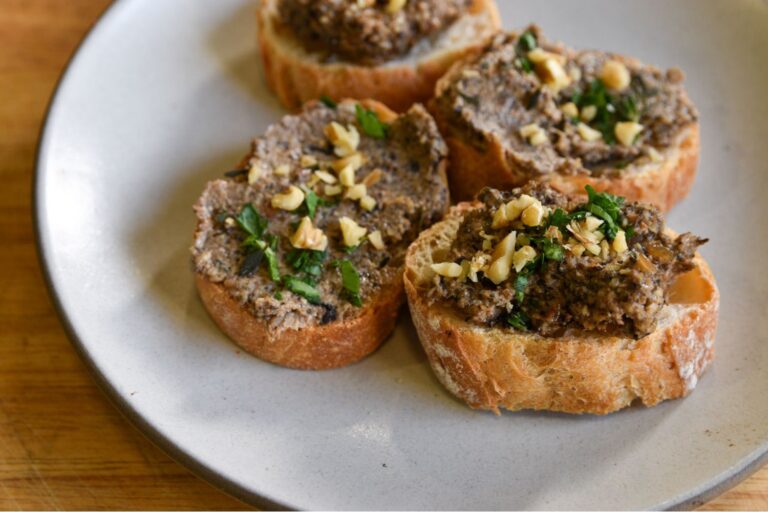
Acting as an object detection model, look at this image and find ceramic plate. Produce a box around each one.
[35,0,768,509]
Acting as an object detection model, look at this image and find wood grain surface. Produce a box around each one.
[0,1,765,510]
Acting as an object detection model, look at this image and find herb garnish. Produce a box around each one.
[355,104,388,139]
[242,234,281,282]
[514,29,537,73]
[581,185,625,240]
[234,204,281,280]
[283,275,322,304]
[533,236,565,262]
[336,259,363,307]
[543,186,633,242]
[513,273,529,303]
[302,188,320,219]
[506,310,531,331]
[296,187,336,220]
[320,95,337,108]
[286,248,327,283]
[236,204,267,239]
[571,79,641,144]
[518,30,537,53]
[263,242,281,282]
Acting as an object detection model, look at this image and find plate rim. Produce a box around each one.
[30,0,768,509]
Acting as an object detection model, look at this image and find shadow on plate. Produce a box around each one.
[205,0,283,117]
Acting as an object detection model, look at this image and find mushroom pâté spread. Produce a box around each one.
[427,183,706,338]
[278,0,471,65]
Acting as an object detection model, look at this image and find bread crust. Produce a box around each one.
[430,52,700,211]
[256,0,501,112]
[404,204,719,414]
[196,273,404,370]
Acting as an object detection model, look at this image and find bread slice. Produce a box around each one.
[430,36,700,211]
[256,0,501,112]
[193,99,449,370]
[404,203,719,414]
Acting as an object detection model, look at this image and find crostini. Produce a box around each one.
[257,0,501,112]
[404,183,718,414]
[192,99,449,369]
[430,26,700,210]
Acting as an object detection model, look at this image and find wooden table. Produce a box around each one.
[1,1,766,509]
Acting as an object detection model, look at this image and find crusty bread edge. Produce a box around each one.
[194,99,449,370]
[403,204,719,414]
[256,0,501,112]
[196,273,404,370]
[430,51,700,211]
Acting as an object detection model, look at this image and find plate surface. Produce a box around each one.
[35,0,768,509]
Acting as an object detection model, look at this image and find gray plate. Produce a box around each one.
[35,0,768,509]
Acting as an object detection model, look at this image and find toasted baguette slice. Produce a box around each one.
[193,99,449,370]
[430,33,700,211]
[404,204,719,414]
[256,0,501,112]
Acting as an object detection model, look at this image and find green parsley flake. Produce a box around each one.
[283,275,322,304]
[286,248,327,282]
[337,259,362,307]
[320,95,337,108]
[355,104,388,139]
[507,311,530,331]
[236,204,267,238]
[571,79,642,144]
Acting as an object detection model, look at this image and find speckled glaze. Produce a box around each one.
[35,0,768,509]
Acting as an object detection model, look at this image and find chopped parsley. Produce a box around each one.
[236,204,267,238]
[302,188,320,219]
[542,186,633,242]
[580,185,626,240]
[513,272,528,303]
[242,234,281,282]
[234,204,280,280]
[571,79,642,144]
[517,30,538,53]
[263,245,281,282]
[320,95,337,108]
[534,236,565,261]
[336,259,363,307]
[355,104,388,139]
[286,248,327,283]
[546,208,570,232]
[514,29,537,73]
[283,275,321,304]
[506,311,531,331]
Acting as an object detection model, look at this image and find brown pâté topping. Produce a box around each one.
[428,184,706,338]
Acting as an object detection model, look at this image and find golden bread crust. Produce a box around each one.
[196,273,404,370]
